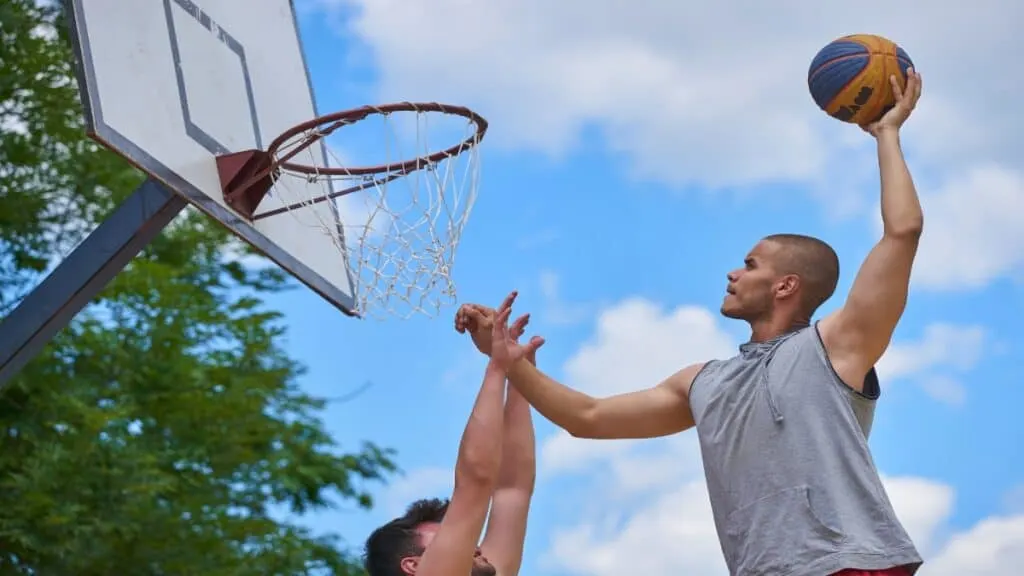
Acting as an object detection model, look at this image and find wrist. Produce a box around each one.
[873,125,900,141]
[486,359,509,374]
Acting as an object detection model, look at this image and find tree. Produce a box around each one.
[0,1,396,573]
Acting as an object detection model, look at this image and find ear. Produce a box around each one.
[400,556,420,575]
[774,274,801,300]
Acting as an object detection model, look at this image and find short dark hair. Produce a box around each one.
[763,233,840,315]
[364,498,450,576]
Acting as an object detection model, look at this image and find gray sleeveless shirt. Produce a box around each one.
[688,324,922,576]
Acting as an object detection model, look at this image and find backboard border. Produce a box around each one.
[63,0,359,317]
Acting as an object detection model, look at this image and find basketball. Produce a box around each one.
[808,34,914,125]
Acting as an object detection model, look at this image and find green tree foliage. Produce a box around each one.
[0,1,396,573]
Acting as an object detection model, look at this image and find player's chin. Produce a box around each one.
[720,298,743,319]
[471,561,498,576]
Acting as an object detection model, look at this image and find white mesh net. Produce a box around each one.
[264,105,483,319]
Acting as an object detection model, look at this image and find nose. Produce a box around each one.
[727,270,739,283]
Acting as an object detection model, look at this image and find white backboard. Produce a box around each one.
[65,0,357,314]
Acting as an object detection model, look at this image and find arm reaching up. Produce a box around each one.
[820,70,924,393]
[415,292,539,576]
[479,334,538,576]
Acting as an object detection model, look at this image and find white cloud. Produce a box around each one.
[877,323,986,406]
[911,165,1024,291]
[878,323,985,379]
[926,516,1024,575]
[918,376,968,408]
[535,297,1015,575]
[378,466,454,518]
[559,298,735,398]
[882,476,956,555]
[318,0,1022,186]
[310,0,1024,291]
[545,478,728,575]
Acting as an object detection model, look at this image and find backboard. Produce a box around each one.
[65,0,358,315]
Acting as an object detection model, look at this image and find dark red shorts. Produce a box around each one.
[832,568,911,576]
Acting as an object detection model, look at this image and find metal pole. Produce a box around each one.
[0,178,186,388]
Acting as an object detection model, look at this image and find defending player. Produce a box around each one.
[362,293,543,576]
[489,71,925,576]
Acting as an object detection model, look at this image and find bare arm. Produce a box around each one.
[820,72,924,392]
[506,360,704,439]
[480,351,537,576]
[416,362,506,576]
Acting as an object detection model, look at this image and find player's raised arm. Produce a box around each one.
[820,70,924,392]
[414,294,534,576]
[505,355,703,440]
[479,344,537,576]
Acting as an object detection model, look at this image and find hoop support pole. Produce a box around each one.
[0,178,186,390]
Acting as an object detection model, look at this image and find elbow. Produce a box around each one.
[884,218,923,241]
[455,449,500,490]
[565,398,601,439]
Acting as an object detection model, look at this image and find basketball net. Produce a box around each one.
[266,107,482,319]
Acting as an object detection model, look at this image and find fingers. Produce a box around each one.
[496,291,518,316]
[492,291,517,338]
[454,305,469,333]
[468,303,495,315]
[464,305,488,327]
[495,305,513,327]
[889,74,903,102]
[901,68,921,108]
[492,301,513,340]
[510,313,530,340]
[526,335,546,354]
[455,303,494,334]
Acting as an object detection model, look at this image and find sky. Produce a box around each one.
[258,1,1024,574]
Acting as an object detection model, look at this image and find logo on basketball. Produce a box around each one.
[833,86,874,122]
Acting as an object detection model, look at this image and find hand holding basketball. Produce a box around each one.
[489,291,544,371]
[863,69,922,136]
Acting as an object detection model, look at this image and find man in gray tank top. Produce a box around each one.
[482,71,926,576]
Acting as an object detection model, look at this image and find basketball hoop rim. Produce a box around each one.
[267,101,489,177]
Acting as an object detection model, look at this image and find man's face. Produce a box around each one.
[405,523,497,576]
[721,240,782,321]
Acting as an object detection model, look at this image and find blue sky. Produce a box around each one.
[262,1,1024,574]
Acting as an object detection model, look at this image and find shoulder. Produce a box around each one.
[664,361,716,397]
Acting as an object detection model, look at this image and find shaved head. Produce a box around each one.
[763,234,840,315]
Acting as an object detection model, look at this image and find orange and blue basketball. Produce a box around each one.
[808,34,914,125]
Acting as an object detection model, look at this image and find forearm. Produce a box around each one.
[478,357,536,576]
[455,361,507,486]
[495,385,535,491]
[497,351,536,490]
[507,359,596,436]
[876,129,923,236]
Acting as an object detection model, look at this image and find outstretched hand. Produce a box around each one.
[455,302,529,356]
[863,68,922,136]
[489,291,544,371]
